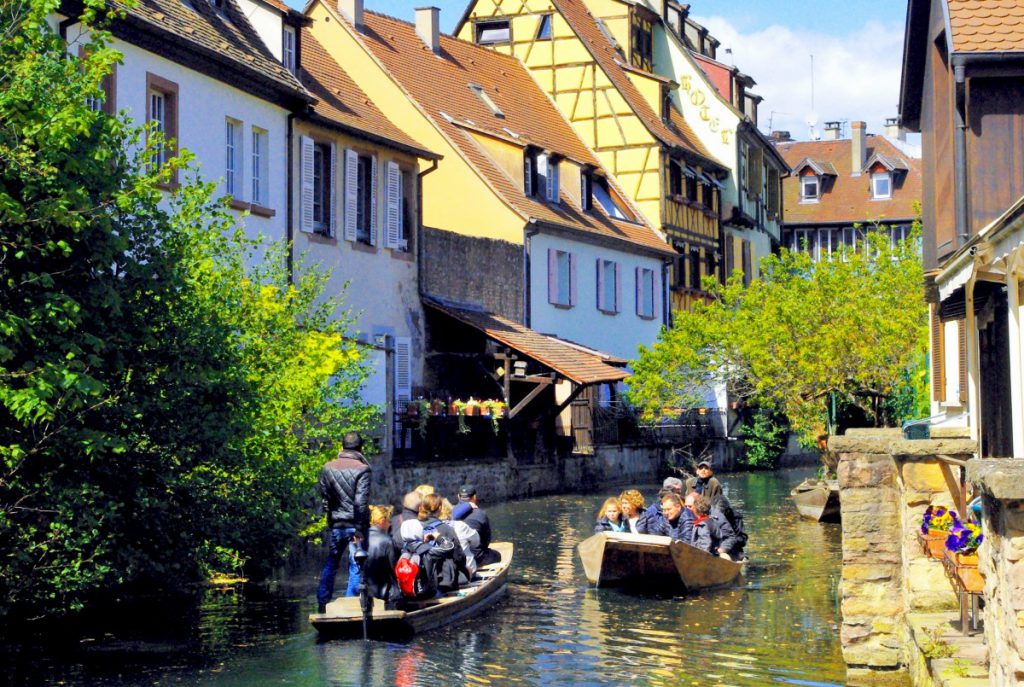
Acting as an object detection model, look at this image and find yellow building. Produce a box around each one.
[455,0,729,312]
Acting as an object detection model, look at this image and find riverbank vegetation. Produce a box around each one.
[0,0,374,619]
[629,224,928,456]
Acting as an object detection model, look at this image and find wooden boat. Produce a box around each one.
[577,532,743,591]
[310,541,513,639]
[790,479,841,522]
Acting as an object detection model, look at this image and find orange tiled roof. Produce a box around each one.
[776,135,922,225]
[549,0,722,169]
[299,30,434,157]
[424,298,631,385]
[349,10,674,255]
[948,0,1024,52]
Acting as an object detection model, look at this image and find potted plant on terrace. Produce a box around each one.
[919,505,958,559]
[945,520,984,593]
[483,399,505,435]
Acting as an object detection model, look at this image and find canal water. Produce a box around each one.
[4,467,846,686]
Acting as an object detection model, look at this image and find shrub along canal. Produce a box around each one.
[3,467,845,686]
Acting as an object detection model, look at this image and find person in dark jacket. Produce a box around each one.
[685,461,723,501]
[594,497,627,533]
[459,485,501,566]
[366,505,403,609]
[692,494,738,558]
[643,478,684,533]
[648,492,694,543]
[710,495,746,560]
[391,491,422,549]
[619,489,649,534]
[316,433,371,613]
[414,493,470,594]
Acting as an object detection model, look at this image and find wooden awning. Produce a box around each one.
[424,298,629,386]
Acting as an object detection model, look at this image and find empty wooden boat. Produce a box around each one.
[790,479,841,522]
[310,541,513,639]
[577,532,743,591]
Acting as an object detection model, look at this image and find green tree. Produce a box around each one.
[629,225,928,446]
[0,0,374,617]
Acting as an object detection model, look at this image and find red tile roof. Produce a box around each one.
[424,299,631,385]
[776,135,922,225]
[299,30,435,157]
[549,0,723,170]
[347,9,674,255]
[948,0,1024,52]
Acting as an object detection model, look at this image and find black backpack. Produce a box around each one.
[396,521,456,599]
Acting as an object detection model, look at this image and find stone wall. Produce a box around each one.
[420,227,524,323]
[833,430,976,685]
[968,459,1024,685]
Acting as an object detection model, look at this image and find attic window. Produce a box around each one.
[476,20,510,45]
[536,14,553,40]
[469,83,504,118]
[593,177,629,220]
[800,174,819,202]
[871,171,892,199]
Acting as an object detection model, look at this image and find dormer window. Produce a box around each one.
[592,177,629,220]
[524,150,559,203]
[800,175,820,202]
[871,171,892,199]
[282,25,297,75]
[469,83,504,118]
[476,20,510,45]
[630,12,654,71]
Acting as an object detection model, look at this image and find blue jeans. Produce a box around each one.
[317,527,364,608]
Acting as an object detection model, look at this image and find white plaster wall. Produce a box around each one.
[110,40,292,254]
[291,121,425,394]
[529,232,666,362]
[235,0,284,61]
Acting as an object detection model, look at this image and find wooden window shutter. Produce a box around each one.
[369,156,378,245]
[299,136,315,233]
[596,258,604,310]
[569,252,578,306]
[547,158,560,202]
[385,161,401,249]
[394,337,412,406]
[524,154,534,196]
[343,149,358,241]
[635,266,642,316]
[547,248,557,304]
[613,261,621,312]
[931,305,945,402]
[958,318,968,404]
[328,143,337,236]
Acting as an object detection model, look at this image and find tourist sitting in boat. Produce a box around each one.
[441,499,479,579]
[711,494,748,561]
[648,492,694,543]
[643,477,684,531]
[413,493,470,593]
[366,505,404,610]
[686,461,723,501]
[619,489,649,534]
[457,485,501,567]
[692,494,740,559]
[393,491,423,548]
[594,497,627,533]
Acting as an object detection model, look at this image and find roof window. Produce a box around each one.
[871,171,892,199]
[800,174,819,202]
[469,83,504,118]
[536,14,553,40]
[476,20,510,45]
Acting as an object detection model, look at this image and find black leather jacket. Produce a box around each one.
[318,450,371,531]
[365,526,402,603]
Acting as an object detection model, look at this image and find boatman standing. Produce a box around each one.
[316,432,371,614]
[686,460,723,501]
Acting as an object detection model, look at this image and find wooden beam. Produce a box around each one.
[508,381,549,419]
[976,270,1005,283]
[551,383,588,417]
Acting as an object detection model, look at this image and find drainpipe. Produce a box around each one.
[525,221,540,327]
[953,62,969,248]
[416,159,439,297]
[286,113,295,284]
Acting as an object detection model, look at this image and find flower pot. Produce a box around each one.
[955,552,980,567]
[918,528,948,559]
[465,406,478,417]
[480,408,491,418]
[449,403,458,415]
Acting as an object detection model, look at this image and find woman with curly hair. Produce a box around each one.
[619,489,650,534]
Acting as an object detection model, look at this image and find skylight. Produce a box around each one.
[469,83,504,118]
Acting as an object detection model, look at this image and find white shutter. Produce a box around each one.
[369,156,378,246]
[394,336,412,406]
[299,135,314,233]
[385,161,401,250]
[547,158,560,202]
[328,143,337,237]
[344,149,358,242]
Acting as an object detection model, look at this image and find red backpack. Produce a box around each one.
[395,549,437,599]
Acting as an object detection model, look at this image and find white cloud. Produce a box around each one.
[694,15,906,141]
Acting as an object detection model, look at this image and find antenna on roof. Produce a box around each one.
[806,54,819,140]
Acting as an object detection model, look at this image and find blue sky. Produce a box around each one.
[297,1,910,141]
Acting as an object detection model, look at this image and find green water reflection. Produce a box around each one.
[2,467,846,686]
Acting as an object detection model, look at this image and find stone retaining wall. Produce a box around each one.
[833,430,976,685]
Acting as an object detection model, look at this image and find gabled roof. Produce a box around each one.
[777,135,923,225]
[424,298,631,385]
[94,0,309,106]
[298,29,436,158]
[864,151,910,173]
[792,158,838,177]
[340,8,674,255]
[547,0,724,171]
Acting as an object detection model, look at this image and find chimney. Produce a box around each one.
[884,116,905,141]
[851,120,866,176]
[338,0,362,28]
[769,130,792,143]
[416,6,441,55]
[823,121,842,141]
